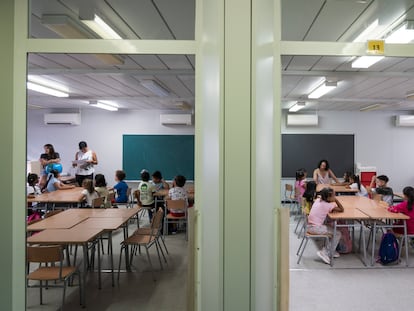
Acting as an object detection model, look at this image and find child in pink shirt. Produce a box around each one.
[295,168,307,203]
[307,187,344,264]
[388,186,414,235]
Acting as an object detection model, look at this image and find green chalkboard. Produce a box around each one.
[123,135,194,180]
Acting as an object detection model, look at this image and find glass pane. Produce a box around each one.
[30,0,195,40]
[282,0,414,42]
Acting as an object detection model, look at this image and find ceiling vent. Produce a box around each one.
[286,114,318,127]
[160,114,192,126]
[44,113,81,125]
[395,115,414,127]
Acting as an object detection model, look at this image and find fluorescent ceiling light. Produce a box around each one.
[89,100,119,111]
[385,21,414,43]
[81,14,122,39]
[360,104,382,112]
[288,102,306,112]
[352,55,384,68]
[308,81,337,99]
[141,80,170,97]
[27,77,69,97]
[41,14,124,65]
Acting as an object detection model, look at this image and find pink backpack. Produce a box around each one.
[336,227,352,254]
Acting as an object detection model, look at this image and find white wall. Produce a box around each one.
[27,109,194,187]
[281,110,414,192]
[28,109,414,192]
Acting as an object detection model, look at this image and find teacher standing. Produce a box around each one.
[313,159,339,184]
[72,141,98,186]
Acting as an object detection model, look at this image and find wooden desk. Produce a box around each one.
[317,184,357,194]
[27,187,84,209]
[357,204,409,266]
[27,213,88,231]
[75,217,130,286]
[27,227,104,307]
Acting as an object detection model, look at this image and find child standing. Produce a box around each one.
[388,186,414,235]
[81,179,99,207]
[295,168,307,203]
[307,187,344,264]
[136,169,156,220]
[113,170,128,203]
[347,174,368,197]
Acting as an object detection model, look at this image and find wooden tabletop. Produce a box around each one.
[27,187,84,203]
[316,184,358,193]
[358,205,410,220]
[75,217,129,230]
[27,213,88,231]
[153,189,194,200]
[328,208,371,220]
[27,227,103,244]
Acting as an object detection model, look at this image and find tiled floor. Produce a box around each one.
[26,217,188,311]
[289,210,414,311]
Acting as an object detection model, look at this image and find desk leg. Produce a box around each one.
[330,221,337,267]
[82,244,87,307]
[109,232,114,286]
[97,238,101,290]
[371,222,377,266]
[360,221,367,266]
[404,220,408,267]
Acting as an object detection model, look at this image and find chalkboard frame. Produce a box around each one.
[282,134,355,178]
[123,134,194,180]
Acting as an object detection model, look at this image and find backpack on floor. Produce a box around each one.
[336,227,352,254]
[377,232,399,265]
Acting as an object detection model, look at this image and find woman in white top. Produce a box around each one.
[72,141,98,187]
[313,159,339,184]
[347,174,368,197]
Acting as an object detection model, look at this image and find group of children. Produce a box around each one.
[294,164,414,265]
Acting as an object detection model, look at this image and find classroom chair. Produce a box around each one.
[27,245,82,310]
[164,199,188,240]
[296,216,331,264]
[118,209,165,282]
[284,184,299,215]
[92,196,105,208]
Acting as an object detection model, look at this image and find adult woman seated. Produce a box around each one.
[313,159,339,184]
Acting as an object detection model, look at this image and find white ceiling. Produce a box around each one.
[28,0,414,112]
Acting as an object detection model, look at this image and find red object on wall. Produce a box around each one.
[360,171,376,187]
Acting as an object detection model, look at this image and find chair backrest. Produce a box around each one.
[92,196,104,208]
[107,190,115,202]
[165,199,187,212]
[27,245,62,263]
[151,208,164,231]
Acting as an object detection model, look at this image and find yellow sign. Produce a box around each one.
[367,40,384,55]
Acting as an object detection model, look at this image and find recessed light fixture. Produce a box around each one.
[89,100,119,111]
[308,81,337,99]
[360,104,382,112]
[27,76,69,97]
[352,55,384,68]
[288,102,306,112]
[385,21,414,43]
[81,14,122,39]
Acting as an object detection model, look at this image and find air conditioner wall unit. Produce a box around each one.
[44,113,81,125]
[395,115,414,127]
[286,114,318,126]
[160,114,192,125]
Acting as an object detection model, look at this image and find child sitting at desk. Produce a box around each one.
[347,174,368,197]
[369,175,394,206]
[81,179,99,207]
[307,187,344,265]
[166,175,188,234]
[112,170,128,204]
[136,169,156,220]
[388,186,414,235]
[43,169,75,192]
[95,174,111,208]
[295,168,307,203]
[302,181,317,215]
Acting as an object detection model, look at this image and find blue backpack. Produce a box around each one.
[378,232,399,265]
